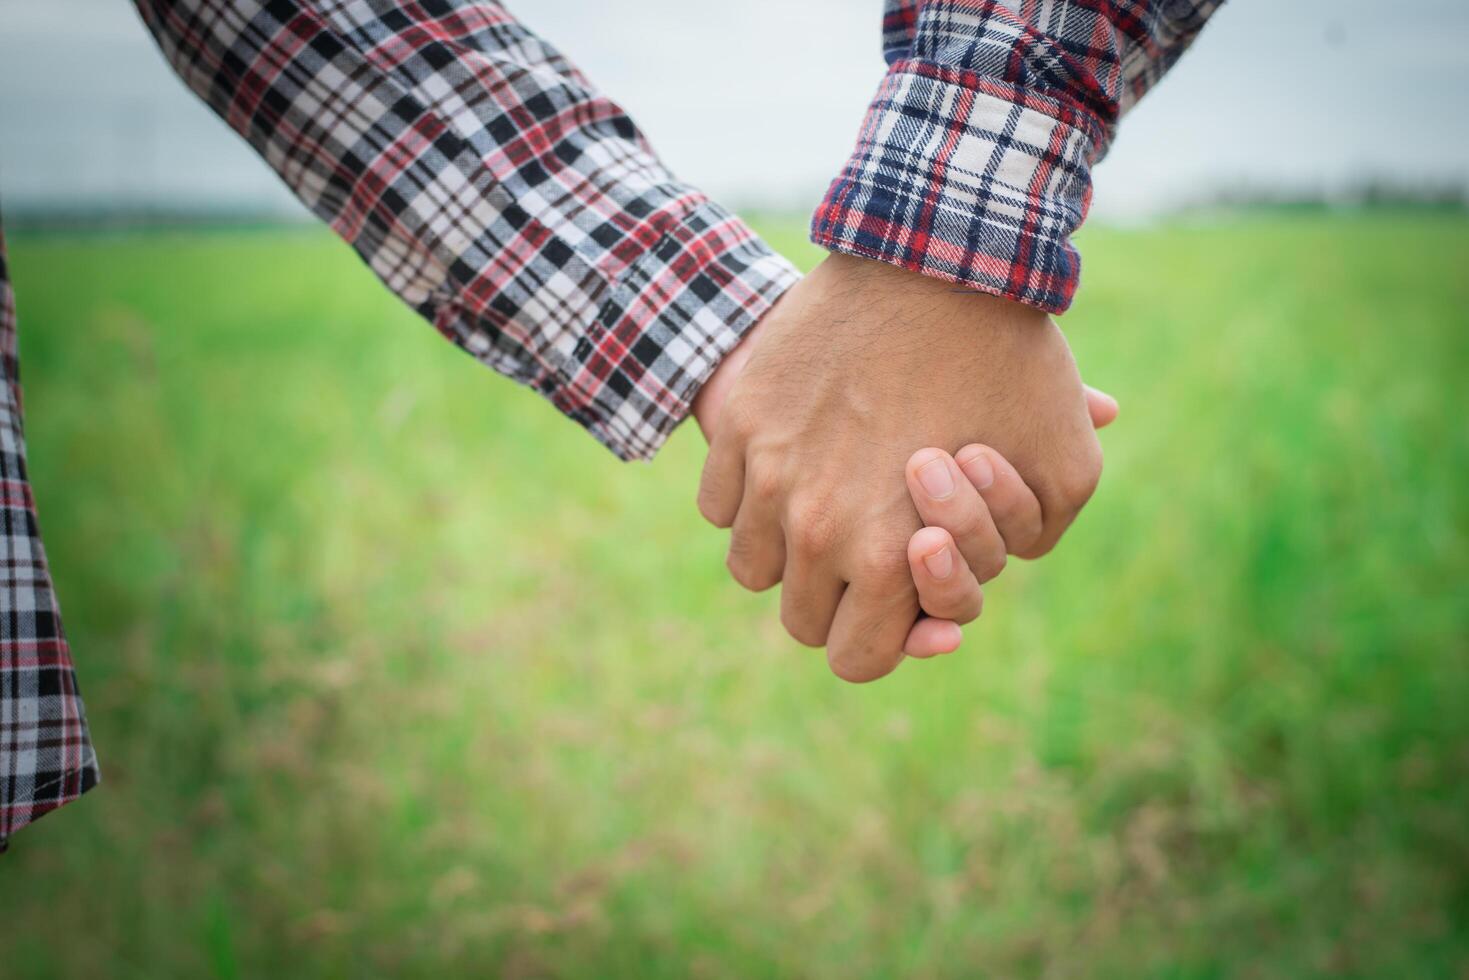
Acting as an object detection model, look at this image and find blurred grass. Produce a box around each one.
[0,212,1466,978]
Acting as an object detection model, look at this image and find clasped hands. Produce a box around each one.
[692,253,1116,682]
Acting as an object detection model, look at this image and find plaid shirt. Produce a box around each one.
[1,0,1219,845]
[0,232,99,849]
[817,0,1224,312]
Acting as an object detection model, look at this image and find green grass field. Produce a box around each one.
[1,213,1466,978]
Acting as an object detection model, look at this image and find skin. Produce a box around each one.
[698,417,1117,660]
[691,252,1113,682]
[898,429,1113,657]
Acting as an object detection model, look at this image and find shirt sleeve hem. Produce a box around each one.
[0,747,100,849]
[548,200,799,462]
[811,57,1099,315]
[810,201,1077,315]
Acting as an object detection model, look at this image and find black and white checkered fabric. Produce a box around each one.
[0,228,99,850]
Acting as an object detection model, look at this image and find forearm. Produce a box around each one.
[134,0,798,459]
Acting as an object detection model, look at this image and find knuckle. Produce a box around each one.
[972,550,1007,584]
[1060,446,1104,507]
[788,496,841,556]
[725,534,779,592]
[1003,503,1046,555]
[727,400,760,441]
[851,545,908,587]
[780,608,827,648]
[1013,503,1063,557]
[1067,470,1101,507]
[944,508,986,544]
[920,573,983,622]
[1016,513,1045,549]
[947,589,984,625]
[746,457,784,501]
[1016,540,1055,561]
[726,550,778,592]
[826,649,892,684]
[696,483,731,528]
[1036,477,1095,531]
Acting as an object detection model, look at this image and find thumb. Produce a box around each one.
[1085,385,1119,430]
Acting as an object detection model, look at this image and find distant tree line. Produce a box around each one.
[1187,177,1467,214]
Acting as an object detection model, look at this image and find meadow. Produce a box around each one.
[0,212,1465,978]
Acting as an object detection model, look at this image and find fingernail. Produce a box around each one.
[960,451,995,490]
[922,546,953,580]
[917,458,955,498]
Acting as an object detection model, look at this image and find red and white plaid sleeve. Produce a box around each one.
[813,0,1223,314]
[134,0,800,461]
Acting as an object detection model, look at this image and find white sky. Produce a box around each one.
[1,0,1466,219]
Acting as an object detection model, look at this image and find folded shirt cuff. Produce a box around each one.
[433,199,799,462]
[552,201,799,461]
[811,58,1103,315]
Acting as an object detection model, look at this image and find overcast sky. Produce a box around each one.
[2,0,1466,219]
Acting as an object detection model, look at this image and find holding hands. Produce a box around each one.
[693,253,1117,681]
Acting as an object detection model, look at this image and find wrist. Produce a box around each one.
[691,285,786,441]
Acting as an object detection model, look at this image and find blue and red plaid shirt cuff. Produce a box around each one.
[811,58,1103,315]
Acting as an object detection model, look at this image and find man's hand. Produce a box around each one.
[694,253,1104,682]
